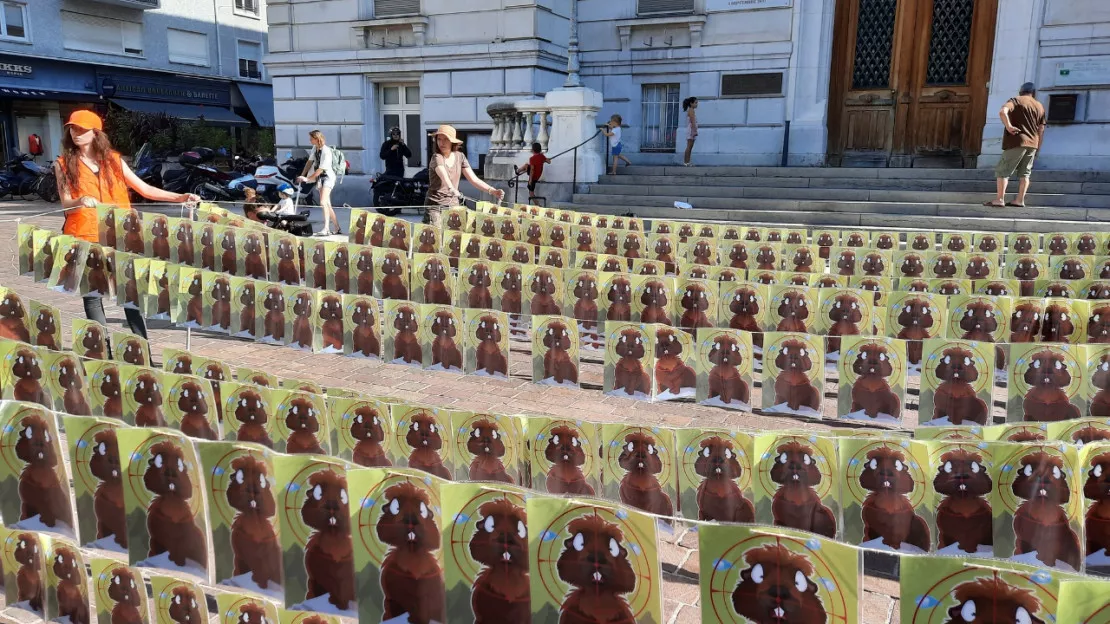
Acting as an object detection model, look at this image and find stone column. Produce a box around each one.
[545,87,604,187]
[787,0,838,166]
[978,0,1044,168]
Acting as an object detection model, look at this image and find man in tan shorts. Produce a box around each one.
[985,82,1046,208]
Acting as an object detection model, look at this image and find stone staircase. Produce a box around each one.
[568,166,1110,233]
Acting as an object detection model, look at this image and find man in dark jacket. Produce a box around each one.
[379,127,412,178]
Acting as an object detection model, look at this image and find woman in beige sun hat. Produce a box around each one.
[424,124,504,227]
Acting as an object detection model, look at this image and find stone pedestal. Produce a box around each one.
[543,86,604,186]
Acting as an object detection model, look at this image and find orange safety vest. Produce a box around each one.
[58,154,132,243]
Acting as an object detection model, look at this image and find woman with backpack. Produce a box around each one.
[297,129,342,236]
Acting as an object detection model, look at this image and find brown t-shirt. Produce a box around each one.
[1002,95,1046,151]
[426,152,470,207]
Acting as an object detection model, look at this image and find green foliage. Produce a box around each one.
[104,108,250,157]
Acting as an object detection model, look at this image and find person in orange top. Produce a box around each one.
[54,109,199,343]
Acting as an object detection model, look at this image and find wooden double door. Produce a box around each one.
[827,0,999,167]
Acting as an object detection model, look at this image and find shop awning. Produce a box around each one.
[0,85,97,101]
[110,97,250,126]
[234,83,273,127]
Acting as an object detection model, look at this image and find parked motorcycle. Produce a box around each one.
[370,168,429,216]
[254,155,317,205]
[1,154,48,199]
[128,144,164,203]
[162,147,243,201]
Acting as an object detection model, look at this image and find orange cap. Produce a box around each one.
[65,110,103,132]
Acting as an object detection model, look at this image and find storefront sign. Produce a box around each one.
[706,0,792,11]
[0,61,32,79]
[1056,58,1110,87]
[97,72,231,107]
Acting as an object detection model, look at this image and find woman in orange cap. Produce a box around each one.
[54,109,200,342]
[425,124,504,227]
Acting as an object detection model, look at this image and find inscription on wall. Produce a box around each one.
[706,0,792,12]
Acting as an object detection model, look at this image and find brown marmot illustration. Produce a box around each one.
[944,577,1046,624]
[960,300,1004,368]
[931,348,987,425]
[284,397,326,455]
[369,215,387,247]
[606,276,632,321]
[934,448,993,554]
[120,338,147,366]
[556,514,636,624]
[107,566,143,624]
[467,418,512,482]
[52,545,89,624]
[1047,234,1069,255]
[34,307,58,351]
[470,498,529,623]
[617,431,673,516]
[275,237,300,285]
[14,532,43,614]
[859,446,930,551]
[861,253,885,276]
[331,245,350,293]
[393,304,422,365]
[731,543,827,624]
[896,297,933,364]
[1041,303,1074,343]
[755,245,776,271]
[694,436,754,523]
[1022,350,1080,422]
[770,441,836,537]
[690,239,712,266]
[85,245,111,295]
[1012,451,1082,569]
[728,287,762,340]
[1085,451,1110,561]
[406,411,452,479]
[640,279,671,324]
[350,406,390,467]
[790,246,814,272]
[149,216,170,260]
[91,428,126,547]
[145,441,206,568]
[679,282,711,330]
[1089,306,1110,343]
[16,413,72,528]
[351,300,380,358]
[234,389,272,448]
[423,257,451,305]
[176,221,195,266]
[850,343,900,420]
[431,311,462,371]
[210,276,231,331]
[908,233,931,251]
[133,372,165,427]
[182,271,203,327]
[311,243,327,289]
[773,339,821,412]
[611,328,650,396]
[708,335,750,406]
[417,228,438,254]
[227,454,281,589]
[238,281,257,337]
[1092,356,1110,418]
[177,381,217,440]
[835,249,856,276]
[542,321,578,385]
[899,252,924,278]
[530,269,561,316]
[11,347,47,407]
[380,251,409,300]
[291,291,314,349]
[241,232,267,280]
[387,221,410,251]
[1010,303,1041,343]
[500,265,523,315]
[319,294,344,352]
[468,263,494,309]
[156,271,171,317]
[100,209,118,249]
[81,323,106,360]
[727,242,748,269]
[0,291,31,342]
[475,315,508,377]
[486,239,505,262]
[775,290,809,333]
[284,471,352,617]
[167,585,202,623]
[826,292,862,353]
[221,229,237,274]
[511,244,533,265]
[544,425,594,495]
[55,242,83,292]
[655,328,694,396]
[378,481,444,624]
[653,237,675,272]
[932,253,958,278]
[572,273,599,330]
[57,356,91,416]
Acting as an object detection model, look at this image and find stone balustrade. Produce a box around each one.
[488,100,553,154]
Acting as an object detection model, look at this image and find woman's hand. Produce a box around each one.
[491,188,505,202]
[176,193,201,204]
[79,196,98,209]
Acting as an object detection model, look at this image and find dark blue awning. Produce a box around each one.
[235,82,273,127]
[0,85,97,101]
[110,97,250,126]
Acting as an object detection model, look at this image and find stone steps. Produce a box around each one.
[605,165,1110,183]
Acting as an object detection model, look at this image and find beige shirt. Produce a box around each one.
[426,152,470,206]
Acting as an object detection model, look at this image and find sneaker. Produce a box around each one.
[311,231,329,237]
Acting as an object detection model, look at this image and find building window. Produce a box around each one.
[380,83,422,169]
[375,0,420,17]
[62,11,143,57]
[237,40,263,80]
[637,0,693,16]
[641,83,680,152]
[167,29,209,67]
[0,2,28,41]
[234,0,259,14]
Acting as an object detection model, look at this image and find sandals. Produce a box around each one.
[1005,201,1026,208]
[982,200,1005,207]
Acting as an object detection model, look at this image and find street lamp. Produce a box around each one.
[564,0,581,88]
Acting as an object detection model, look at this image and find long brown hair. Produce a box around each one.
[59,129,124,196]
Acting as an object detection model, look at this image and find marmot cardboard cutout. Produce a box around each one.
[675,427,755,523]
[984,422,1049,442]
[18,223,36,276]
[765,285,817,335]
[312,289,344,354]
[675,277,718,331]
[45,535,90,624]
[992,442,1084,571]
[149,575,210,624]
[695,328,754,411]
[1079,442,1110,574]
[237,228,269,281]
[815,287,873,357]
[914,424,983,441]
[78,357,122,419]
[160,371,220,441]
[532,315,580,388]
[836,336,906,424]
[270,389,329,456]
[33,228,58,283]
[421,303,464,373]
[373,246,411,301]
[1,526,48,618]
[523,265,567,319]
[850,275,892,307]
[269,232,302,287]
[112,331,151,368]
[328,396,395,468]
[341,293,382,360]
[780,244,824,274]
[718,282,767,349]
[0,288,33,344]
[538,245,570,270]
[237,367,278,389]
[603,322,654,400]
[81,243,114,297]
[630,274,675,326]
[752,433,840,538]
[463,308,511,378]
[412,253,455,305]
[200,441,283,599]
[946,293,1012,379]
[48,236,89,294]
[886,291,947,369]
[653,325,698,400]
[174,266,203,327]
[761,332,825,418]
[118,364,164,427]
[899,555,1071,624]
[67,412,126,540]
[527,496,661,624]
[1085,345,1110,421]
[918,338,995,427]
[348,467,446,624]
[92,558,149,624]
[200,270,233,334]
[1050,254,1093,281]
[1045,418,1110,446]
[143,260,170,321]
[1007,343,1087,423]
[219,381,275,448]
[215,592,280,624]
[0,339,54,409]
[383,298,423,368]
[450,411,526,485]
[388,404,454,480]
[41,349,91,416]
[1058,579,1110,624]
[280,377,323,395]
[526,417,601,496]
[441,481,530,623]
[924,440,995,556]
[0,402,74,539]
[600,424,677,520]
[698,523,861,624]
[274,455,355,617]
[975,277,1022,297]
[228,276,259,339]
[282,286,318,352]
[116,427,210,578]
[598,269,634,325]
[839,438,932,553]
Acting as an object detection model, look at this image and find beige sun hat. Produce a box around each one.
[429,124,463,144]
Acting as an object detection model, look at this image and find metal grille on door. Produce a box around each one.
[851,0,898,89]
[640,84,680,153]
[925,0,974,85]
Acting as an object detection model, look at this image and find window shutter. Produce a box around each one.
[62,12,143,57]
[721,73,784,97]
[636,0,694,15]
[375,0,420,17]
[168,29,208,66]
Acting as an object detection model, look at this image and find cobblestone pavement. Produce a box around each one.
[0,205,902,623]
